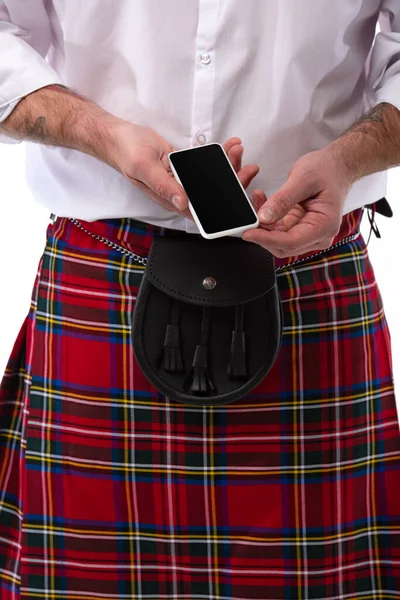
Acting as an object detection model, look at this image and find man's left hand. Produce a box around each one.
[242,146,353,258]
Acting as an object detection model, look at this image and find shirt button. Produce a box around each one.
[196,133,207,144]
[200,52,211,65]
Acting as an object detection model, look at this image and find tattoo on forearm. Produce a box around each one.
[347,103,388,136]
[0,84,84,143]
[16,116,54,142]
[0,115,57,143]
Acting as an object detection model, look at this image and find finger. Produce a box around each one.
[227,144,243,173]
[137,159,188,210]
[242,221,327,255]
[223,137,242,157]
[178,207,194,220]
[132,178,193,220]
[236,163,259,189]
[281,238,334,256]
[251,189,267,214]
[258,170,320,226]
[243,216,336,258]
[243,235,334,259]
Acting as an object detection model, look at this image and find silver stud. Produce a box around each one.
[203,276,217,290]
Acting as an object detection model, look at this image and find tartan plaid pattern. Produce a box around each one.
[0,209,399,599]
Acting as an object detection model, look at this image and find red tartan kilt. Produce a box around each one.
[0,209,399,599]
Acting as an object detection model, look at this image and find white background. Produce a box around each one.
[0,143,399,413]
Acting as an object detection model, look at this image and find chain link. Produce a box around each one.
[65,217,360,273]
[67,218,148,266]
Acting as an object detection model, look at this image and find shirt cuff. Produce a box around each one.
[0,97,22,120]
[371,76,400,113]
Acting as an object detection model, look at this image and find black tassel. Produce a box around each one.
[162,299,183,372]
[226,304,248,379]
[190,306,216,394]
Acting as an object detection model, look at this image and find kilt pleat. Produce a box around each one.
[0,210,399,599]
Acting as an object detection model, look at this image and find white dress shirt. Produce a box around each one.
[0,0,399,233]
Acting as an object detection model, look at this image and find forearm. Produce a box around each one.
[0,84,121,164]
[328,102,400,184]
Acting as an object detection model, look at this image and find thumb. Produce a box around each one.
[139,161,188,210]
[258,169,316,225]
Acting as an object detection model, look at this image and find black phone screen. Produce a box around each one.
[169,143,257,234]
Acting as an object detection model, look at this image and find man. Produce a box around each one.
[0,1,399,598]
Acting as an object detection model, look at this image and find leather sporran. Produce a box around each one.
[131,233,283,406]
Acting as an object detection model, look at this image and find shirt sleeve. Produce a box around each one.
[365,0,400,111]
[0,0,64,143]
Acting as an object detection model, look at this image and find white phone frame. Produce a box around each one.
[168,142,259,240]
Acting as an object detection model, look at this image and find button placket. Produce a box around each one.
[191,0,220,147]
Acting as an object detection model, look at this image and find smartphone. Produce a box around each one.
[168,142,259,239]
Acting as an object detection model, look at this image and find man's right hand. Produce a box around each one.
[107,121,192,218]
[108,121,263,220]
